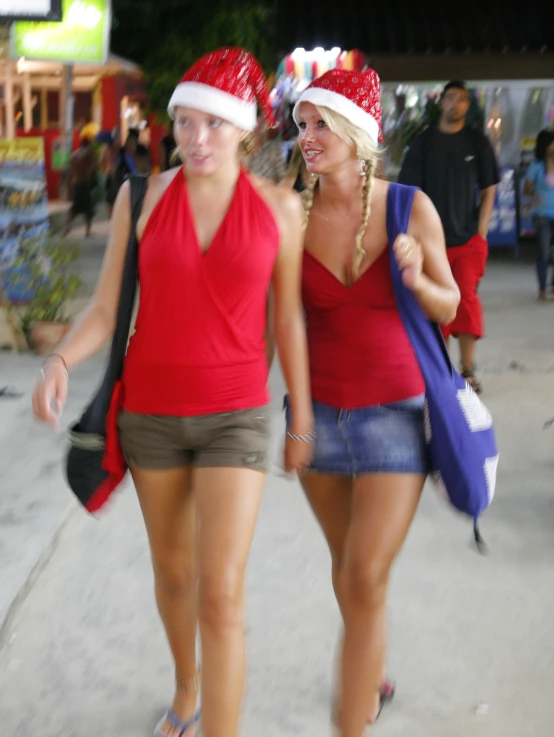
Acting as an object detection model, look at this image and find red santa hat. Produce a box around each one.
[168,47,275,131]
[293,68,383,146]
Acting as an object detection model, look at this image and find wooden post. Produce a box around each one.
[22,73,33,132]
[59,64,74,199]
[5,61,15,140]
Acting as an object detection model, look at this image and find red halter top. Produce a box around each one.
[122,168,280,415]
[302,247,425,409]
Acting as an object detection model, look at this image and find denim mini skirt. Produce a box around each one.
[284,395,429,476]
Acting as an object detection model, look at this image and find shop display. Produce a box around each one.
[0,137,49,300]
[487,167,518,248]
[270,47,365,138]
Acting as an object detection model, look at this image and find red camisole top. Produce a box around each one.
[122,168,280,415]
[302,248,425,409]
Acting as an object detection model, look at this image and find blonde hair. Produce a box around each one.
[302,105,380,278]
[170,146,183,167]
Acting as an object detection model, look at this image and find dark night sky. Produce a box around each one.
[110,0,554,67]
[273,0,554,55]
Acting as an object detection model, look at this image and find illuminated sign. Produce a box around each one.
[11,0,110,64]
[0,0,62,22]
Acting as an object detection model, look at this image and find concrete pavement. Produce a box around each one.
[0,235,554,736]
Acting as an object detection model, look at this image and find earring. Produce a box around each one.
[359,157,368,176]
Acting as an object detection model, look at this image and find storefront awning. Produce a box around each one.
[12,53,141,78]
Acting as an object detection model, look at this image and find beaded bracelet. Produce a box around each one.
[286,430,317,443]
[41,353,69,381]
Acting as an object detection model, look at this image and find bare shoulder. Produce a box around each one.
[145,167,181,202]
[408,188,442,231]
[136,167,182,239]
[371,177,391,207]
[248,173,304,232]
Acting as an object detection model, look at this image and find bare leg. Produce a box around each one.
[300,473,388,722]
[300,473,352,611]
[339,472,425,737]
[195,466,266,737]
[458,333,477,373]
[132,465,198,737]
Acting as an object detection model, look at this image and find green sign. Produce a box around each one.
[51,138,72,170]
[11,0,110,64]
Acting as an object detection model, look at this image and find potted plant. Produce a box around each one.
[0,232,82,354]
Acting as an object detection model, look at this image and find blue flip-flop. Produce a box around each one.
[154,707,201,737]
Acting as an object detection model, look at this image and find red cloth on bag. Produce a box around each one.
[85,380,127,513]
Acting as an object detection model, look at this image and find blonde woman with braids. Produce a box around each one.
[286,70,460,737]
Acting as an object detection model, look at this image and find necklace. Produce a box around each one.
[319,210,355,223]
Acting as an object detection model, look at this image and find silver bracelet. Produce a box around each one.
[40,360,69,383]
[286,429,317,443]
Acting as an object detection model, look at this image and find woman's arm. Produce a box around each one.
[270,188,314,472]
[477,185,497,239]
[264,287,275,368]
[397,189,460,325]
[271,190,313,431]
[523,161,538,198]
[32,181,135,428]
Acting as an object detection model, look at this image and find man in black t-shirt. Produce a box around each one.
[398,81,499,393]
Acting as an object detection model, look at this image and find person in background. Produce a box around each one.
[281,141,311,192]
[398,80,499,394]
[112,128,140,199]
[103,127,121,218]
[135,143,152,175]
[523,129,554,300]
[65,136,97,238]
[246,112,287,183]
[159,125,180,171]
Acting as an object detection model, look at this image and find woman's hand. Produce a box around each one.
[393,233,424,291]
[283,426,315,475]
[31,357,68,432]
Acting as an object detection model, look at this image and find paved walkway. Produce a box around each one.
[0,239,553,736]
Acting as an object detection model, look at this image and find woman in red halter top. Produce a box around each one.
[287,71,460,737]
[32,49,313,737]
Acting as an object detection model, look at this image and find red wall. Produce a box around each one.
[101,76,118,131]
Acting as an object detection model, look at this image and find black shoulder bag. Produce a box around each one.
[65,175,148,510]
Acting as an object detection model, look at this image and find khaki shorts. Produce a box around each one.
[117,406,271,472]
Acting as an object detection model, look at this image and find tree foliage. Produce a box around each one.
[111,0,275,117]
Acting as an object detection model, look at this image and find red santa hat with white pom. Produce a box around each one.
[168,47,275,131]
[293,68,383,146]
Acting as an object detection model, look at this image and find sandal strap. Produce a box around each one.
[164,708,201,736]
